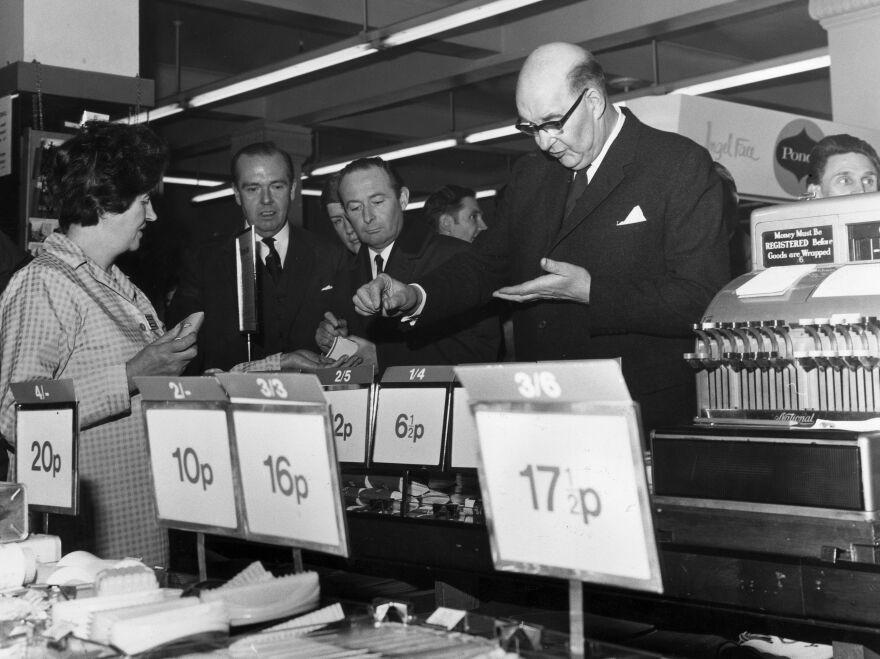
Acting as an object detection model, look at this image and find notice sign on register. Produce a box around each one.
[761,224,833,267]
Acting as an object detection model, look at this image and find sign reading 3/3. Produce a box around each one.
[324,388,369,463]
[144,408,238,530]
[16,408,76,511]
[232,410,341,548]
[372,387,446,465]
[474,410,653,581]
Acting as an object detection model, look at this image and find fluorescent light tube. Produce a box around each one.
[672,52,830,96]
[383,0,544,48]
[192,187,234,204]
[122,103,184,124]
[163,176,225,187]
[310,139,459,177]
[189,43,377,108]
[465,125,520,143]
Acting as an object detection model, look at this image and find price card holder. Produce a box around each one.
[447,380,479,470]
[136,376,242,537]
[12,380,78,515]
[215,373,349,557]
[315,364,375,466]
[371,365,453,469]
[455,360,661,658]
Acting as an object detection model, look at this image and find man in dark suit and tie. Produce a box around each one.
[351,42,730,432]
[317,157,500,368]
[167,142,346,373]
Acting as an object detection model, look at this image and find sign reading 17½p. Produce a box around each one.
[455,361,661,591]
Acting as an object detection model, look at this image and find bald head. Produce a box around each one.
[515,42,616,171]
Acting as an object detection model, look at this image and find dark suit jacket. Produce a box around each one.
[418,108,730,431]
[336,218,501,369]
[167,225,347,373]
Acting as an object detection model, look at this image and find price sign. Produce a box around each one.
[13,380,77,514]
[325,389,370,463]
[316,365,374,465]
[137,377,240,534]
[372,387,447,466]
[456,360,661,594]
[449,386,479,469]
[229,408,347,555]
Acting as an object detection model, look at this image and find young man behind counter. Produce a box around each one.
[166,142,347,373]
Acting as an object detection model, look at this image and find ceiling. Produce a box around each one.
[137,0,830,201]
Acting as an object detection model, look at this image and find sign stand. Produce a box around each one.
[137,376,243,582]
[12,380,78,526]
[455,360,662,656]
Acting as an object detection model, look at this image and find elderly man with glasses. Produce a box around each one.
[352,42,729,433]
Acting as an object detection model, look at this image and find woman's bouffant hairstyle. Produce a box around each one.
[51,121,168,231]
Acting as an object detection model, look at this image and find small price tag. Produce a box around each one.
[216,372,325,404]
[372,387,447,466]
[315,364,374,387]
[449,387,479,469]
[143,407,239,532]
[325,388,370,463]
[230,409,347,554]
[382,365,454,385]
[456,360,661,594]
[13,380,77,514]
[135,376,226,402]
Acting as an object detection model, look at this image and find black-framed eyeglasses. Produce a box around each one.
[515,88,588,137]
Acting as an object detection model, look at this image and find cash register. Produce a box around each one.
[651,191,880,628]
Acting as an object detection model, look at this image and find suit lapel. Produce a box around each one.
[550,108,639,250]
[278,231,311,323]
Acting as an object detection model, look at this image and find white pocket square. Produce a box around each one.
[321,284,334,291]
[616,205,647,226]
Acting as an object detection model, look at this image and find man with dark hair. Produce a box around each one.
[317,157,500,368]
[807,133,880,199]
[424,184,487,243]
[167,141,347,373]
[321,173,360,255]
[352,43,729,432]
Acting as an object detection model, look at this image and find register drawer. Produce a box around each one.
[651,426,880,512]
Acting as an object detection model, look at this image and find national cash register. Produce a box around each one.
[651,191,880,627]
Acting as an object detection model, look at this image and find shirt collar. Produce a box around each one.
[585,106,624,184]
[255,222,290,264]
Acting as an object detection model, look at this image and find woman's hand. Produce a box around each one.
[125,323,198,391]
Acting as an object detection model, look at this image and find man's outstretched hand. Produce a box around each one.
[353,273,420,316]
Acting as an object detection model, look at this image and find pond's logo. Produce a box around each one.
[774,119,824,197]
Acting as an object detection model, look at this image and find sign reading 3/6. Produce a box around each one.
[16,407,76,512]
[372,388,446,465]
[144,408,238,530]
[474,410,653,581]
[231,410,342,548]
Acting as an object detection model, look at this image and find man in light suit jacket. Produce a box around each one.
[167,142,346,373]
[317,157,501,369]
[351,43,730,432]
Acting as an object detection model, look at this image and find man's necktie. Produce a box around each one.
[563,167,589,219]
[262,236,282,281]
[374,253,385,276]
